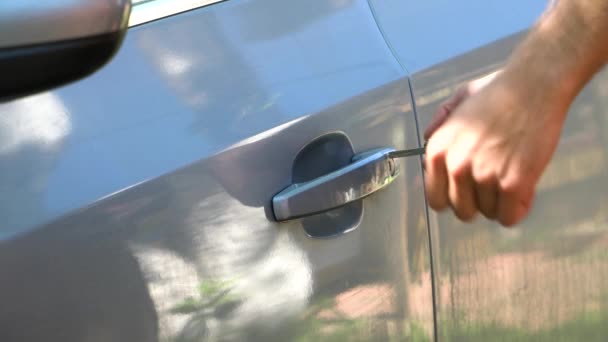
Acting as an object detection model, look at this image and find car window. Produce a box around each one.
[131,0,153,4]
[130,0,226,27]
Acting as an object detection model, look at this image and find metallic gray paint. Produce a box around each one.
[0,0,131,48]
[272,147,399,222]
[370,0,545,73]
[0,0,433,340]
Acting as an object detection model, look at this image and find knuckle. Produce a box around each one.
[446,146,472,182]
[449,163,470,183]
[425,179,449,211]
[475,172,497,187]
[498,161,538,196]
[427,192,449,210]
[451,196,478,222]
[498,203,531,228]
[427,149,446,169]
[454,206,477,222]
[472,163,497,186]
[498,215,518,228]
[429,197,449,211]
[498,172,528,196]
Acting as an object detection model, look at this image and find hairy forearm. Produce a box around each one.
[502,0,608,112]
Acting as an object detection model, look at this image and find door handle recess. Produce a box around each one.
[272,147,399,222]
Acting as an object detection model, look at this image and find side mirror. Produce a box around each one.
[0,0,131,101]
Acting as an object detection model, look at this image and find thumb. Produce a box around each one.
[424,86,469,140]
[424,70,502,141]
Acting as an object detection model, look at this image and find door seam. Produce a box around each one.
[365,1,439,340]
[408,79,439,342]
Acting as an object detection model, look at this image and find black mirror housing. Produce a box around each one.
[0,0,131,101]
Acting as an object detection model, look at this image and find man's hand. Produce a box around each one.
[423,71,567,226]
[423,0,608,227]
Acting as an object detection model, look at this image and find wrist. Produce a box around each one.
[501,8,599,116]
[500,56,573,121]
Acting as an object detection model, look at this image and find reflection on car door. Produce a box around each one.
[0,0,434,341]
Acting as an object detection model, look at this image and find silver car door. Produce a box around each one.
[373,1,608,340]
[0,0,434,341]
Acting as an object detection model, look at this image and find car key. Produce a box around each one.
[387,142,427,159]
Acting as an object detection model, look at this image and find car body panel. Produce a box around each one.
[0,0,434,341]
[369,0,545,73]
[409,19,608,342]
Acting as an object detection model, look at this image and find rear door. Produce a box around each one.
[0,0,434,341]
[372,1,608,340]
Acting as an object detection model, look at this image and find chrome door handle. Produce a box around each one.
[272,147,399,222]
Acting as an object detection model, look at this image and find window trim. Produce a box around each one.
[129,0,227,27]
